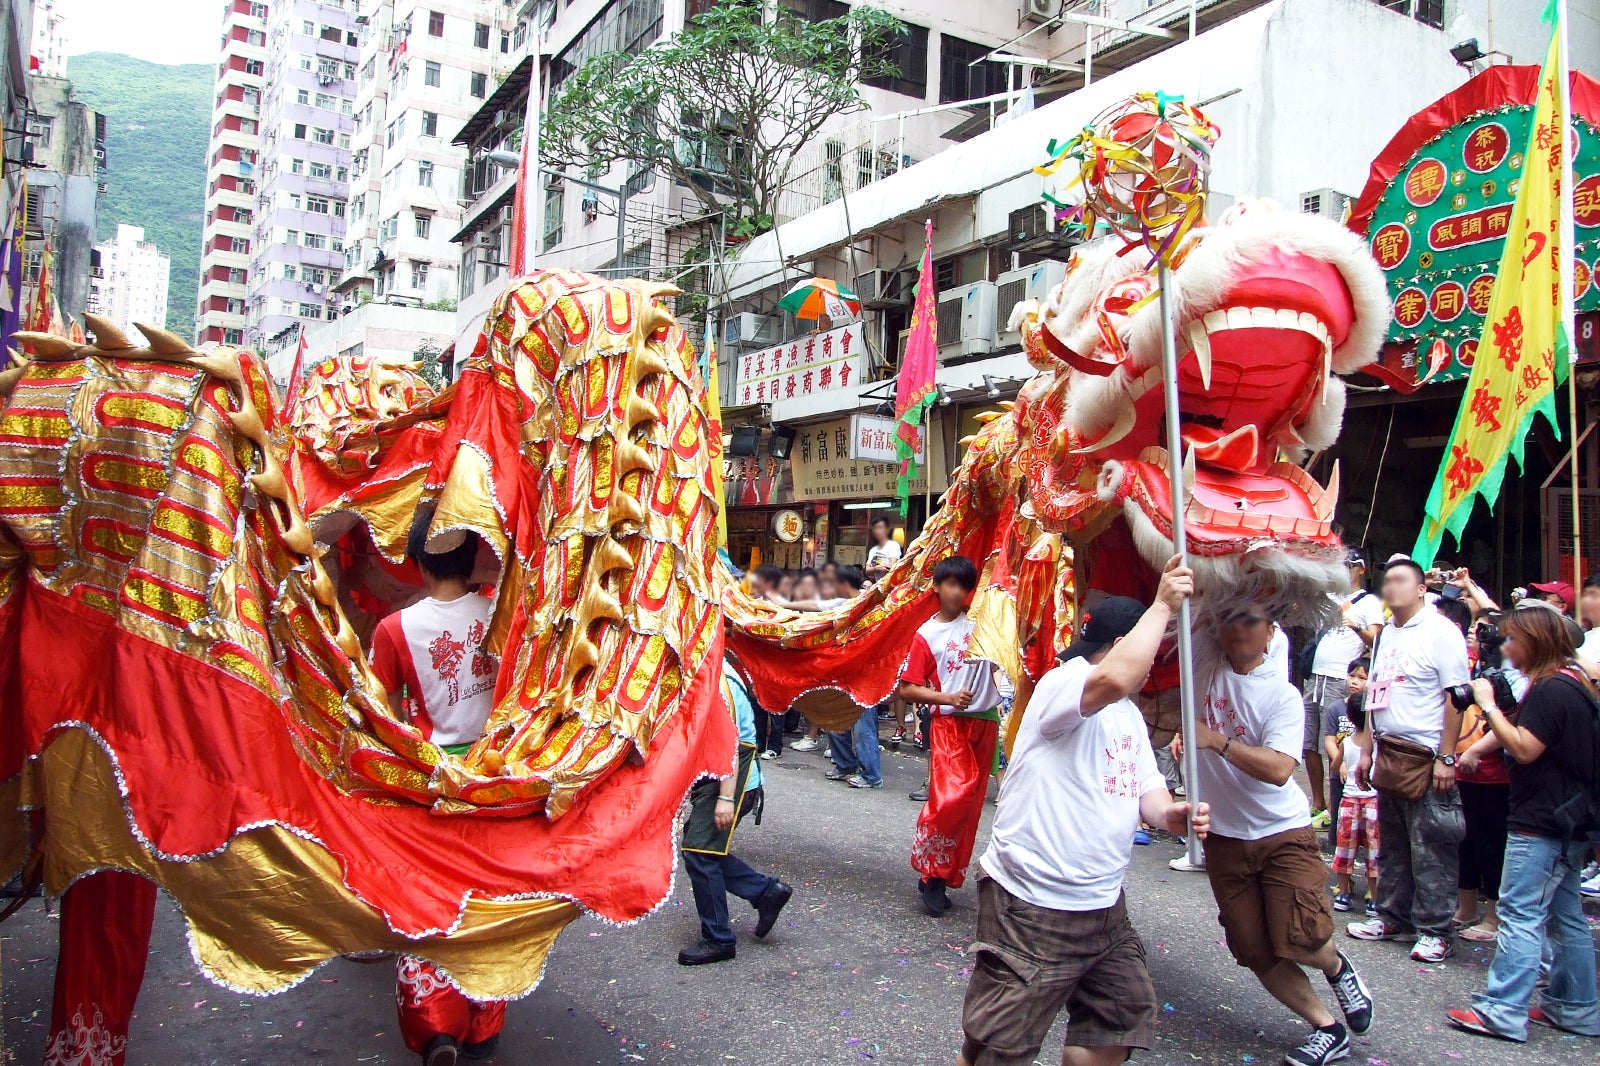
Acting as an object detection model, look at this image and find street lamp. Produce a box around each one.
[476,149,633,272]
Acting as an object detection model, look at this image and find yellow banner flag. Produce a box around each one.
[704,338,729,548]
[1414,29,1571,567]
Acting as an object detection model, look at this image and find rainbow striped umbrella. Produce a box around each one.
[778,277,861,321]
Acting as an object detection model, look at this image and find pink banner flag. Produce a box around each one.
[893,220,938,513]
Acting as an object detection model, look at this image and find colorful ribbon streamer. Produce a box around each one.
[1036,91,1220,268]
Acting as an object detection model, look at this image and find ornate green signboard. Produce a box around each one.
[1350,66,1600,386]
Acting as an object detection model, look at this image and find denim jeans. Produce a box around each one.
[1471,832,1600,1040]
[827,709,882,784]
[683,792,775,945]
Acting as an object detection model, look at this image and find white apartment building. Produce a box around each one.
[335,0,504,313]
[197,0,271,347]
[29,0,67,79]
[92,224,171,336]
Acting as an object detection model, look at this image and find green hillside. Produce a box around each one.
[67,52,211,337]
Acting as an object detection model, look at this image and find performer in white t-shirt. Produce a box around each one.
[370,509,506,1066]
[1348,557,1471,964]
[954,557,1207,1066]
[1177,607,1374,1066]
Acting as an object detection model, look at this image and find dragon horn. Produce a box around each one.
[83,314,134,350]
[135,323,194,356]
[11,332,78,358]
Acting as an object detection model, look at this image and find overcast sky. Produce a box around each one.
[59,0,222,67]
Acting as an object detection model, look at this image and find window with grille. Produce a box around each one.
[415,212,433,239]
[863,19,929,99]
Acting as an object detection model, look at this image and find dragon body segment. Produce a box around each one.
[0,273,735,999]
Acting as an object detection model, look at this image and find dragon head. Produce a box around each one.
[286,353,438,478]
[1015,201,1391,622]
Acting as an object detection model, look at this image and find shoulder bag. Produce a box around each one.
[1368,625,1437,801]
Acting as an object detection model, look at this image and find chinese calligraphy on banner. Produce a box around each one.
[733,322,865,407]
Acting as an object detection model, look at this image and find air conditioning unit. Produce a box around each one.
[1299,188,1353,221]
[1021,0,1064,26]
[1007,202,1077,254]
[995,260,1068,347]
[936,282,998,357]
[854,267,912,309]
[722,312,779,348]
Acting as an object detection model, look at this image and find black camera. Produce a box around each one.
[1447,668,1517,712]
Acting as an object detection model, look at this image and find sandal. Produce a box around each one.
[1458,924,1499,942]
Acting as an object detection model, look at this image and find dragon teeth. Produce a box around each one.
[1186,321,1213,389]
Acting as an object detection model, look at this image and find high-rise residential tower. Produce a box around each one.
[196,0,270,346]
[245,1,361,350]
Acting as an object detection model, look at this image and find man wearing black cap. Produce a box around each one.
[955,557,1209,1066]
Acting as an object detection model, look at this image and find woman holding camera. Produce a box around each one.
[1446,608,1600,1042]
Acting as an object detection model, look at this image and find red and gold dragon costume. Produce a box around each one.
[727,202,1393,731]
[0,273,736,1062]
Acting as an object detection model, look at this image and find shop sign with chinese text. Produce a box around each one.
[789,417,944,501]
[733,322,864,407]
[848,413,924,465]
[1351,68,1600,383]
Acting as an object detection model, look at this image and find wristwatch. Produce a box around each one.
[1437,754,1458,766]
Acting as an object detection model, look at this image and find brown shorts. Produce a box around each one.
[1204,826,1335,971]
[960,875,1156,1066]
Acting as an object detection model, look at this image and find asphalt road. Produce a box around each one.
[3,738,1597,1066]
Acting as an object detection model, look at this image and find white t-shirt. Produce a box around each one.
[371,593,498,746]
[1580,628,1600,663]
[1198,662,1313,840]
[901,613,1002,717]
[1341,733,1376,798]
[867,539,902,569]
[1266,625,1290,680]
[980,657,1165,911]
[1311,590,1385,677]
[1366,603,1471,751]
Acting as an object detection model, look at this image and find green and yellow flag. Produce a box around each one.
[1413,24,1572,567]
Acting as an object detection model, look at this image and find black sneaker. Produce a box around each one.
[753,880,792,938]
[423,1035,460,1066]
[919,877,950,916]
[1328,952,1373,1035]
[909,785,928,802]
[1284,1024,1350,1066]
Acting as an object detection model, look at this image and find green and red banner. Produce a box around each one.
[1349,64,1600,385]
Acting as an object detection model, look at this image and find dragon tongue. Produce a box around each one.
[1182,423,1260,472]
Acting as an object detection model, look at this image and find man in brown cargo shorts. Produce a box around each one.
[1178,606,1377,1066]
[957,559,1209,1066]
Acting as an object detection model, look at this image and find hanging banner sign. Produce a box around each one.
[732,322,864,407]
[849,412,924,465]
[1349,65,1600,385]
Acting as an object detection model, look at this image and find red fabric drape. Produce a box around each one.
[45,871,157,1066]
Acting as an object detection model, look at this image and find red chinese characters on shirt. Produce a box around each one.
[429,630,468,703]
[1202,692,1248,741]
[1101,733,1143,798]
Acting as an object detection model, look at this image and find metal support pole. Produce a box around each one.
[616,181,631,270]
[1158,263,1202,868]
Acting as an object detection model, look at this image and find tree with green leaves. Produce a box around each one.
[541,3,903,237]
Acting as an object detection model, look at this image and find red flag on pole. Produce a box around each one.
[893,221,938,514]
[280,331,309,418]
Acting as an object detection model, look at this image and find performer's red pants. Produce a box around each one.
[46,870,158,1066]
[396,956,506,1054]
[911,714,999,890]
